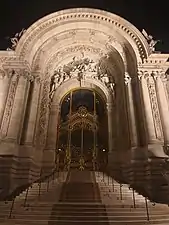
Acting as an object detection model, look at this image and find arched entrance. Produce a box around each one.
[1,8,169,195]
[57,88,108,170]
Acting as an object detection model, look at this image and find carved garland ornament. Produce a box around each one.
[18,10,147,60]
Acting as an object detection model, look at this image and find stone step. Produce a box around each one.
[10,210,169,216]
[10,214,169,220]
[5,217,169,224]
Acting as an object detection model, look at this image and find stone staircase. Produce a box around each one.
[1,170,169,224]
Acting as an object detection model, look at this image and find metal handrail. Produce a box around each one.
[7,166,61,219]
[101,169,152,221]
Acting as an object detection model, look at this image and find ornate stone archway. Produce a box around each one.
[0,8,169,191]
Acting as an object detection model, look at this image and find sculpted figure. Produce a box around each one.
[142,29,160,52]
[7,28,26,51]
[49,70,62,100]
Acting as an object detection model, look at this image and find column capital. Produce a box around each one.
[106,102,113,111]
[138,70,168,82]
[0,69,5,80]
[32,72,43,84]
[124,72,131,85]
[3,68,39,82]
[50,104,61,112]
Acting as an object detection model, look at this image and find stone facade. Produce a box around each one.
[0,8,169,194]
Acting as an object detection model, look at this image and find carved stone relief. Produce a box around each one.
[32,29,127,74]
[49,55,116,101]
[7,28,26,51]
[46,45,105,74]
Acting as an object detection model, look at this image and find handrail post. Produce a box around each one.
[132,188,136,208]
[145,197,150,221]
[52,171,54,184]
[23,187,29,207]
[120,184,123,200]
[38,181,41,199]
[9,198,15,219]
[112,179,114,192]
[108,175,110,185]
[47,177,49,192]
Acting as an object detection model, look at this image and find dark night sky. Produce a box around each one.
[0,0,169,52]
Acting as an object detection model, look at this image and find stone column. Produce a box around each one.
[0,69,32,191]
[0,70,12,126]
[124,72,138,148]
[139,71,166,157]
[18,75,42,182]
[155,72,169,145]
[107,102,114,153]
[0,70,20,141]
[7,70,30,143]
[42,104,60,174]
[23,78,41,146]
[46,104,60,149]
[132,74,147,148]
[140,72,158,141]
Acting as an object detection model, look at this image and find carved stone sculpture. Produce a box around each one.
[7,28,27,51]
[49,55,116,101]
[142,29,160,53]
